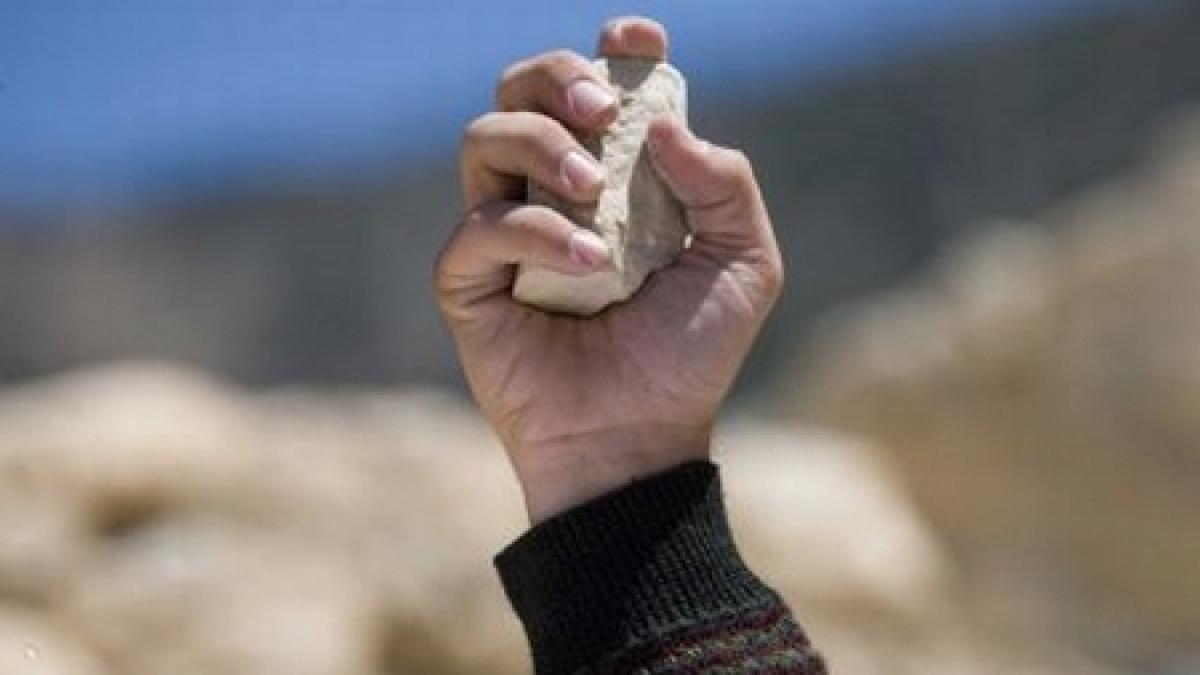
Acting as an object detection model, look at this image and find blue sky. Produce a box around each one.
[0,0,1136,214]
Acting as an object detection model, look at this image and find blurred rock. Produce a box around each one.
[0,609,104,675]
[0,363,525,675]
[795,111,1200,670]
[0,362,1111,673]
[725,425,1117,675]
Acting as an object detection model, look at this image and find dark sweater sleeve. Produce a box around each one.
[494,461,827,674]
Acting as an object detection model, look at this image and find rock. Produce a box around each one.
[0,362,1116,674]
[0,608,106,675]
[0,363,527,675]
[723,423,1116,675]
[794,112,1200,669]
[513,58,688,315]
[721,423,949,619]
[60,521,383,675]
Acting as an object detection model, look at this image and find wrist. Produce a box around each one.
[507,423,712,524]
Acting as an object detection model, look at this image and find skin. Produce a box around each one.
[434,17,783,523]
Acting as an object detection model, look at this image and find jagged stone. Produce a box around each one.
[513,58,689,315]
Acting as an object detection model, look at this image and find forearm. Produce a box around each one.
[495,461,827,674]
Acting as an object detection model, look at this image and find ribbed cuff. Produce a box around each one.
[495,461,781,674]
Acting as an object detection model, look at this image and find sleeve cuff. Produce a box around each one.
[494,461,783,674]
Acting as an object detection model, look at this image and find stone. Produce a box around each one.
[0,608,106,675]
[795,112,1200,668]
[0,362,1117,674]
[513,58,689,315]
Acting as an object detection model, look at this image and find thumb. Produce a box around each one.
[647,116,773,253]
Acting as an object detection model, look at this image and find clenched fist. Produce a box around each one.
[434,17,783,523]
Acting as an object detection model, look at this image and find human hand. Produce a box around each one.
[434,17,783,523]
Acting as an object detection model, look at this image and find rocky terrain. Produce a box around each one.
[793,111,1200,672]
[0,362,1117,675]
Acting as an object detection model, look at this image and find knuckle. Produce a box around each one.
[504,205,555,251]
[516,113,569,158]
[460,206,492,236]
[496,50,587,112]
[431,237,456,298]
[461,113,498,151]
[760,254,785,297]
[540,48,584,74]
[503,205,543,238]
[495,59,531,109]
[498,59,525,86]
[718,148,759,200]
[432,211,489,297]
[723,148,754,181]
[533,112,569,143]
[431,251,449,294]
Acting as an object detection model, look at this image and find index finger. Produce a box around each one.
[597,16,669,61]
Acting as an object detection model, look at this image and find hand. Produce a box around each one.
[434,17,783,523]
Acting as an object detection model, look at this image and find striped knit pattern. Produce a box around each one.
[594,603,826,674]
[642,606,824,673]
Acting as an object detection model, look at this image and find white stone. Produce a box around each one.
[513,58,689,315]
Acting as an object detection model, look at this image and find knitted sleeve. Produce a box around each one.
[494,461,827,674]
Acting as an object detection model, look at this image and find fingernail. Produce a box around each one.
[568,229,610,268]
[567,79,616,121]
[562,149,604,191]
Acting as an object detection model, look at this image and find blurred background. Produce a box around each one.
[2,1,1199,673]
